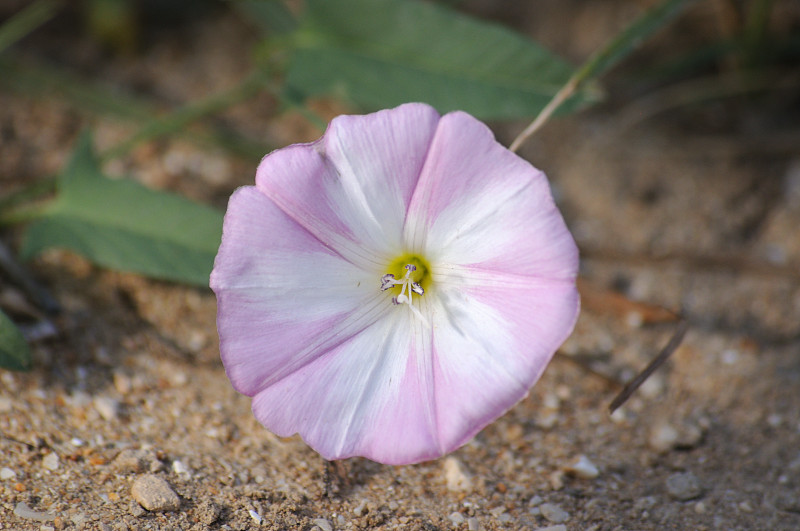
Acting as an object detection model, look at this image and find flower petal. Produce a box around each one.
[251,309,442,465]
[406,111,577,280]
[210,187,382,397]
[427,273,580,450]
[256,103,440,264]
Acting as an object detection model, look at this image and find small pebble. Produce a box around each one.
[313,518,333,531]
[738,501,753,513]
[93,396,119,421]
[549,470,565,490]
[42,453,59,471]
[249,509,262,525]
[666,472,704,501]
[528,495,543,507]
[13,502,56,522]
[112,449,163,473]
[131,474,181,511]
[649,421,703,453]
[767,414,783,428]
[443,457,472,492]
[0,397,11,412]
[1,467,16,480]
[540,503,569,523]
[449,512,466,525]
[564,455,600,479]
[694,501,706,514]
[172,460,190,477]
[353,500,368,517]
[467,516,480,530]
[536,526,567,531]
[113,371,133,395]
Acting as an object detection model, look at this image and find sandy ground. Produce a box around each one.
[2,1,799,530]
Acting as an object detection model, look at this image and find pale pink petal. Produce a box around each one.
[256,103,440,263]
[406,111,577,280]
[251,310,442,465]
[210,187,381,397]
[427,271,579,450]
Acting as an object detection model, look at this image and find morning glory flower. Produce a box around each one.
[210,103,579,465]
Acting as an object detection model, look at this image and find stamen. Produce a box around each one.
[381,274,397,291]
[381,263,429,327]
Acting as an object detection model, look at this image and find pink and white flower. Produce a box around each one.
[210,103,579,465]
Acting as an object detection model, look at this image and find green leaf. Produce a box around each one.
[21,133,223,287]
[0,309,31,372]
[285,0,596,120]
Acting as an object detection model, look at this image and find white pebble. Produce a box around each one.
[42,452,59,471]
[540,503,569,523]
[313,518,333,531]
[353,500,368,517]
[13,502,55,522]
[249,509,262,525]
[649,422,679,453]
[443,457,472,492]
[0,467,16,480]
[565,455,600,479]
[93,396,119,421]
[536,526,567,531]
[172,460,191,477]
[767,414,783,428]
[448,511,466,525]
[467,516,480,530]
[721,349,739,365]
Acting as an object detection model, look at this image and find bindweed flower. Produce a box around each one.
[210,103,579,465]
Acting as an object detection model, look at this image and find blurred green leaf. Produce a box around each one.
[0,0,61,55]
[285,0,596,119]
[0,309,31,372]
[22,133,223,287]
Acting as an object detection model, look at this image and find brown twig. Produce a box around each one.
[608,319,689,413]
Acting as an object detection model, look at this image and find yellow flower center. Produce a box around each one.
[385,254,432,293]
